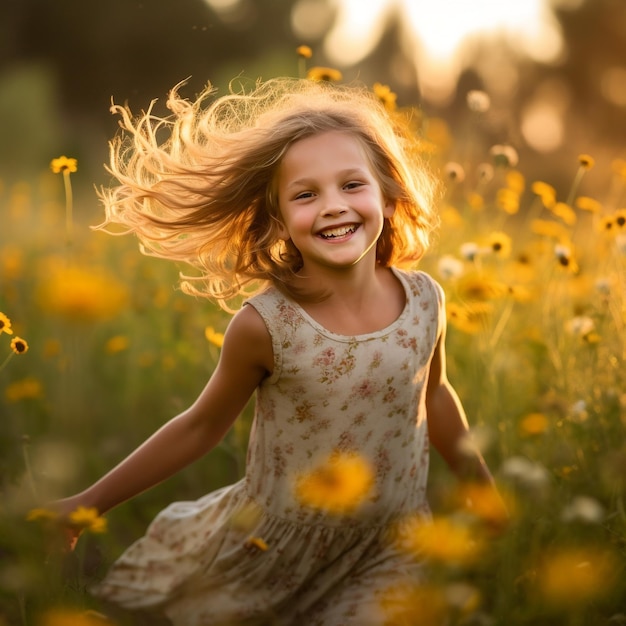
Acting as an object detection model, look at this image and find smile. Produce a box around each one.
[318,224,359,239]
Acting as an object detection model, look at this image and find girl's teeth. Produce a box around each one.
[320,226,356,238]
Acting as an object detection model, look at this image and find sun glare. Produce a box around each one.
[320,0,577,104]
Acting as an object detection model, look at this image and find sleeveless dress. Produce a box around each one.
[92,269,444,625]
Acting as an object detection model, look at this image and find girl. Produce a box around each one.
[58,77,504,625]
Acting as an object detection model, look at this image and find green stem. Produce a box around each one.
[0,350,14,372]
[565,166,585,207]
[21,439,39,499]
[63,170,74,247]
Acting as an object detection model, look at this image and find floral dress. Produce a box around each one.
[92,269,444,625]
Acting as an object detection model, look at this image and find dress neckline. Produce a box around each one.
[288,267,411,341]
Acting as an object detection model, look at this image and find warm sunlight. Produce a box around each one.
[320,0,585,103]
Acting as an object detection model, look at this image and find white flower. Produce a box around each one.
[500,456,550,490]
[466,90,491,113]
[437,255,465,280]
[565,316,595,336]
[561,495,604,524]
[595,277,612,295]
[460,242,481,261]
[569,399,588,423]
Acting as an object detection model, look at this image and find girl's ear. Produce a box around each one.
[383,199,395,219]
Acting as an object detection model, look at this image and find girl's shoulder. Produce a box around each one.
[393,268,444,306]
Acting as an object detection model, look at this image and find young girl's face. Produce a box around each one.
[276,131,394,274]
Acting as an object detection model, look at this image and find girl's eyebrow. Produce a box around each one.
[286,168,370,189]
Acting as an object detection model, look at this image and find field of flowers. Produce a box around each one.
[1,68,625,625]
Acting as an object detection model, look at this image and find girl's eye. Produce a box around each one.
[344,181,364,190]
[295,191,314,200]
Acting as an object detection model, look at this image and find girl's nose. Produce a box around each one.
[320,193,348,217]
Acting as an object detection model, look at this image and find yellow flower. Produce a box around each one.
[294,452,374,515]
[396,515,484,565]
[105,335,129,354]
[454,483,513,525]
[554,243,579,273]
[505,169,525,194]
[5,377,43,402]
[531,181,557,208]
[0,312,13,335]
[205,326,225,348]
[484,231,512,258]
[550,201,577,226]
[465,191,484,212]
[520,412,549,435]
[575,196,602,213]
[307,66,343,82]
[456,273,507,301]
[379,582,449,626]
[50,156,78,174]
[446,302,492,335]
[68,506,108,533]
[38,262,128,322]
[495,187,520,214]
[10,336,28,354]
[245,536,269,551]
[537,546,617,608]
[577,153,595,170]
[372,82,397,112]
[614,208,626,230]
[531,218,570,242]
[296,45,312,58]
[26,507,59,523]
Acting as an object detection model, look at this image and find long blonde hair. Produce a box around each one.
[97,77,439,308]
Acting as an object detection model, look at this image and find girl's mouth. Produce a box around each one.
[318,224,358,239]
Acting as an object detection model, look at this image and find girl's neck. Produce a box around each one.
[291,264,406,336]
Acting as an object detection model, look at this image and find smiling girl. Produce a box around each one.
[56,77,505,625]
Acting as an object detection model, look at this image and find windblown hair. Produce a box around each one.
[97,77,439,308]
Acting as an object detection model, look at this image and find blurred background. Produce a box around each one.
[1,0,625,195]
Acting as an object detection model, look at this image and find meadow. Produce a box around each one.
[0,74,625,626]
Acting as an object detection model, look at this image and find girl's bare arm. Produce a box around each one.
[57,305,272,516]
[425,331,494,485]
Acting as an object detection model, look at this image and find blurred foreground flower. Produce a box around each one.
[379,582,448,626]
[536,546,617,609]
[372,82,397,112]
[68,506,107,533]
[5,376,43,402]
[395,515,484,566]
[560,495,604,524]
[205,326,225,348]
[294,452,374,515]
[37,263,128,322]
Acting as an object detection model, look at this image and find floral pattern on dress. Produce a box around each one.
[92,269,444,626]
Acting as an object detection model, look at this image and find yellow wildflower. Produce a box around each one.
[50,156,78,174]
[575,196,601,213]
[505,169,525,194]
[531,218,570,242]
[245,536,269,551]
[105,335,129,354]
[307,66,342,82]
[465,191,484,212]
[496,187,520,214]
[531,181,557,208]
[26,507,59,523]
[372,83,397,112]
[456,273,508,301]
[455,483,513,525]
[614,208,626,229]
[68,506,107,533]
[550,202,577,226]
[10,336,28,354]
[597,215,615,235]
[294,452,374,515]
[577,153,595,170]
[520,412,549,435]
[0,312,13,335]
[205,326,225,348]
[296,45,312,58]
[554,243,579,273]
[484,231,512,258]
[5,377,43,402]
[396,515,484,566]
[379,582,449,626]
[446,301,492,335]
[537,546,617,608]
